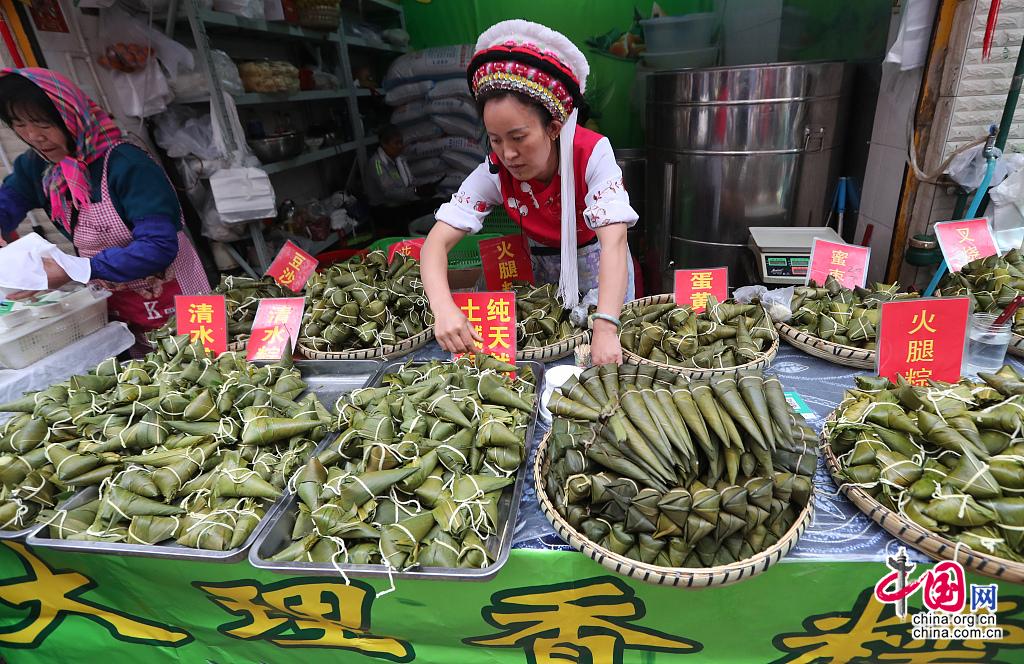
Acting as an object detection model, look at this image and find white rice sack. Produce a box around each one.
[426,79,471,101]
[383,45,474,89]
[433,115,481,139]
[384,80,433,107]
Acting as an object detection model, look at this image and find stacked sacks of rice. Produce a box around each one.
[382,46,487,197]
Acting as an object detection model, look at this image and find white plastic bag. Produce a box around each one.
[213,0,263,19]
[989,166,1024,252]
[0,233,91,291]
[426,79,471,101]
[383,45,474,88]
[734,285,795,322]
[170,49,243,99]
[107,61,173,118]
[199,196,248,241]
[153,106,221,160]
[434,115,481,139]
[385,81,433,107]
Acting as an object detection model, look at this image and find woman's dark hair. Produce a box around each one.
[0,74,73,146]
[475,89,555,127]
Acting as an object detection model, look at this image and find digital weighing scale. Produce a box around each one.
[748,226,844,285]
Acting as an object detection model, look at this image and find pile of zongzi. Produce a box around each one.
[939,250,1024,336]
[266,355,536,571]
[619,296,777,369]
[515,282,586,351]
[1,335,334,550]
[825,367,1024,563]
[300,250,433,353]
[785,276,918,349]
[543,363,817,568]
[148,274,294,348]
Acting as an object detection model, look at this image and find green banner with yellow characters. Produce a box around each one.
[1,541,1023,663]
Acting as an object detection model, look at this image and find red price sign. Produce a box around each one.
[877,297,971,386]
[387,238,425,262]
[807,238,870,289]
[265,241,318,292]
[175,295,227,356]
[480,234,534,291]
[247,297,305,361]
[934,218,998,273]
[674,267,728,312]
[451,292,516,363]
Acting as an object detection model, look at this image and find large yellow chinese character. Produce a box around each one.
[288,253,306,270]
[279,267,297,286]
[487,298,512,323]
[0,542,190,647]
[488,326,512,349]
[268,306,292,326]
[964,244,981,260]
[828,268,845,281]
[910,310,937,334]
[957,227,971,242]
[831,250,849,266]
[496,240,514,260]
[190,325,214,346]
[262,326,287,343]
[188,302,214,324]
[691,291,710,310]
[465,577,699,662]
[904,367,933,386]
[197,579,412,658]
[906,339,934,363]
[774,588,1024,663]
[463,299,481,323]
[689,271,713,290]
[498,260,519,281]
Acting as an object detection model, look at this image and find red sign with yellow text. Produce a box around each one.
[674,267,728,312]
[246,297,305,361]
[480,234,535,291]
[387,238,425,263]
[265,241,318,292]
[451,292,516,364]
[877,297,970,386]
[175,295,227,356]
[934,218,999,273]
[807,239,870,289]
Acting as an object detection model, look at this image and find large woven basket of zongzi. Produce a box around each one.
[937,250,1024,358]
[534,362,816,587]
[776,278,918,370]
[298,328,434,361]
[512,282,590,362]
[774,322,875,369]
[297,249,435,360]
[620,294,778,378]
[821,369,1024,583]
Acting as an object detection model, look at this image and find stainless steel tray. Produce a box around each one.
[249,359,544,580]
[24,359,380,560]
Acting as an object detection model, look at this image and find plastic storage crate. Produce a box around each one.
[368,234,501,269]
[0,288,112,369]
[480,207,520,236]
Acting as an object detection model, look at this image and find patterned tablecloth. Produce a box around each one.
[414,341,1024,563]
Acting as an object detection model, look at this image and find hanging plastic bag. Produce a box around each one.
[169,49,243,100]
[989,166,1024,252]
[106,61,173,118]
[153,106,221,160]
[208,92,275,222]
[213,0,264,19]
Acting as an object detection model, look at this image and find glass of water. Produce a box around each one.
[965,312,1012,376]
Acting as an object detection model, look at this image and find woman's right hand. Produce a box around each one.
[433,300,482,354]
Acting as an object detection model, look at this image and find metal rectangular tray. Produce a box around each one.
[249,359,544,580]
[24,359,381,560]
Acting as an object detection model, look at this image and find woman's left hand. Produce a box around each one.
[591,322,622,366]
[6,258,72,300]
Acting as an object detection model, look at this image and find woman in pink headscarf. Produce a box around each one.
[0,68,209,341]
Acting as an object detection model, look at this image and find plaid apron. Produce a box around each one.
[73,144,210,343]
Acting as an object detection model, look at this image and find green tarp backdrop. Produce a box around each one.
[0,542,1022,662]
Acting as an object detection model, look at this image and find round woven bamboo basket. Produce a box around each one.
[620,294,778,378]
[1008,333,1024,358]
[820,411,1024,584]
[775,322,876,369]
[297,327,434,361]
[517,329,590,363]
[534,431,814,587]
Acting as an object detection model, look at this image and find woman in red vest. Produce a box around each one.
[421,20,637,366]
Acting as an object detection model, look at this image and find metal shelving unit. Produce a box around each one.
[167,0,407,273]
